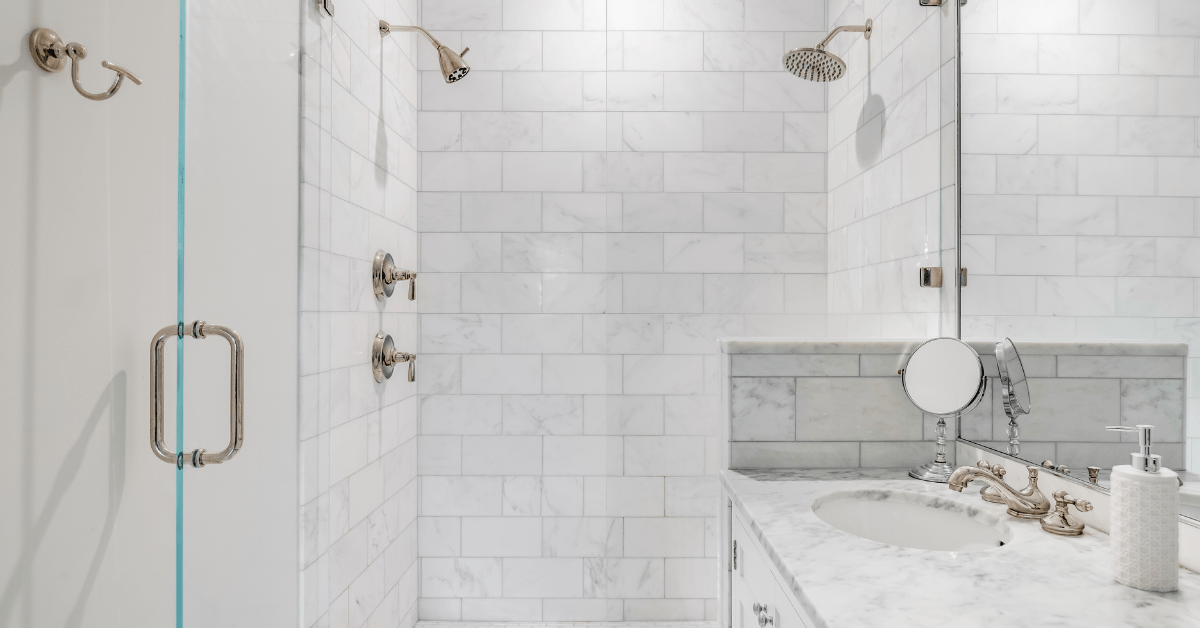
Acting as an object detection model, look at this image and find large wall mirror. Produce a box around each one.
[952,0,1200,522]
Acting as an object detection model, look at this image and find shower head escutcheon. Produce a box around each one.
[783,18,872,82]
[379,20,470,83]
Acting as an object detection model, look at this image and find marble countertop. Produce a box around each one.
[722,468,1200,628]
[720,337,1188,356]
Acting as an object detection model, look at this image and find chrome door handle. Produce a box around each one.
[151,320,244,468]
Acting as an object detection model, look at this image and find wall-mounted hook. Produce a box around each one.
[317,0,335,17]
[29,28,142,101]
[373,250,416,301]
[372,332,415,382]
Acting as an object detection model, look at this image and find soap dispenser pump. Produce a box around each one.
[1106,424,1179,592]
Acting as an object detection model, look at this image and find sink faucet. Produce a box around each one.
[948,464,1052,519]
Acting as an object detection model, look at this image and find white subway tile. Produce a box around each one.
[461,31,543,71]
[421,476,503,516]
[461,516,542,557]
[998,0,1078,33]
[504,72,584,111]
[543,517,608,557]
[747,153,824,192]
[1078,156,1155,196]
[461,355,542,394]
[704,113,784,152]
[423,71,504,111]
[420,557,502,597]
[543,273,608,313]
[608,72,666,111]
[1040,35,1119,74]
[1037,276,1116,316]
[703,32,781,72]
[1118,197,1195,236]
[609,0,666,29]
[744,72,824,112]
[421,395,502,435]
[624,517,705,557]
[665,558,718,597]
[543,355,608,394]
[462,436,543,476]
[504,0,584,29]
[1119,36,1195,76]
[665,72,745,111]
[1161,0,1200,36]
[419,435,462,476]
[502,314,583,353]
[607,477,666,516]
[1119,116,1195,156]
[962,114,1037,154]
[1038,196,1117,235]
[962,35,1038,74]
[544,436,608,474]
[1081,0,1158,34]
[418,517,461,557]
[1076,76,1156,116]
[1117,278,1194,317]
[665,153,744,192]
[1076,236,1155,276]
[664,234,745,272]
[623,355,706,395]
[623,112,704,151]
[745,235,825,273]
[996,156,1077,195]
[624,32,705,71]
[704,274,785,313]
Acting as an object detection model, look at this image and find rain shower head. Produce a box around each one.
[380,20,470,83]
[783,18,872,82]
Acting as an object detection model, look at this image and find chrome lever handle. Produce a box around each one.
[373,250,416,301]
[151,321,245,468]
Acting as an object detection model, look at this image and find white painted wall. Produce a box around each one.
[0,0,299,625]
[960,0,1200,467]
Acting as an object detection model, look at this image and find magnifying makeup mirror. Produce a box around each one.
[901,338,988,482]
[996,337,1031,457]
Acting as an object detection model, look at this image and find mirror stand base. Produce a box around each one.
[909,460,955,483]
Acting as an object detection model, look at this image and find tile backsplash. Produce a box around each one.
[723,339,1188,472]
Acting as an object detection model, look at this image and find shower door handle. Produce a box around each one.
[151,320,245,468]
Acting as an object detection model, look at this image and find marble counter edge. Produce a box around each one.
[720,338,1188,357]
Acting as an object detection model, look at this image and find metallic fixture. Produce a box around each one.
[919,267,943,288]
[317,0,335,16]
[732,540,737,569]
[28,28,142,101]
[1088,466,1101,484]
[1041,460,1069,475]
[379,20,469,83]
[373,250,416,301]
[1106,424,1162,473]
[920,0,968,5]
[753,604,773,627]
[900,338,987,482]
[996,338,1031,457]
[151,321,245,468]
[948,464,1052,519]
[372,332,415,382]
[976,460,1007,504]
[1041,490,1093,536]
[960,267,968,287]
[782,19,871,82]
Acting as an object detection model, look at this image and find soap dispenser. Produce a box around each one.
[1106,424,1179,592]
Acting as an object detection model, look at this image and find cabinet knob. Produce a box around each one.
[758,611,774,627]
[753,603,768,614]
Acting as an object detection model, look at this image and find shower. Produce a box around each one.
[379,20,470,83]
[783,19,872,82]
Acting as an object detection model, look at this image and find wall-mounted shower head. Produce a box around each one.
[782,19,872,82]
[380,20,470,83]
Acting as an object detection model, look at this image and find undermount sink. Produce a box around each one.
[813,489,1012,552]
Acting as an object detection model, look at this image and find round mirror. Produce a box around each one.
[996,337,1031,417]
[901,338,987,417]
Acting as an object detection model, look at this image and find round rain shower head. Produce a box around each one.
[783,18,871,82]
[783,48,846,82]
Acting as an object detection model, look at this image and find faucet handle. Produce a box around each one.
[978,461,1007,504]
[1040,490,1092,536]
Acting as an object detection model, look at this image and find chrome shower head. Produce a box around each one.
[783,48,847,82]
[783,18,872,82]
[380,20,470,84]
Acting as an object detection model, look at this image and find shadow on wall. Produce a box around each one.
[857,93,885,167]
[0,372,128,628]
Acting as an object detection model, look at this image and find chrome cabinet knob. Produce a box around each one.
[753,603,768,614]
[757,611,774,627]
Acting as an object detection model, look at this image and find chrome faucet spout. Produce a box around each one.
[948,465,1052,519]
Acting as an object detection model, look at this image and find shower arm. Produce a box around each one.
[816,22,872,50]
[379,20,445,50]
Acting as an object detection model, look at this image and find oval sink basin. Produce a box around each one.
[813,489,1012,552]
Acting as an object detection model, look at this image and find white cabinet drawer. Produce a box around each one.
[732,512,815,628]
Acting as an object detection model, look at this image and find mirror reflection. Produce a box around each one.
[957,1,1196,523]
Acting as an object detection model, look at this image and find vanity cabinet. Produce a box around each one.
[732,512,815,628]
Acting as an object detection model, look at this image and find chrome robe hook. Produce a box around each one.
[29,28,142,101]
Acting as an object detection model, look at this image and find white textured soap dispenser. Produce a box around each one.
[1106,424,1179,592]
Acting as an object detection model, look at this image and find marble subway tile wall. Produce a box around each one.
[960,0,1200,468]
[300,1,422,627]
[725,340,1187,472]
[825,0,957,338]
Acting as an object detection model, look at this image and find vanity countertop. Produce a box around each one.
[720,337,1187,356]
[722,468,1200,628]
